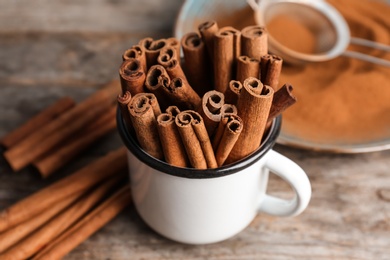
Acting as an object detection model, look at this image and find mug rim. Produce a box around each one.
[116,106,281,179]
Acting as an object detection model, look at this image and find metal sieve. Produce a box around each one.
[248,0,390,66]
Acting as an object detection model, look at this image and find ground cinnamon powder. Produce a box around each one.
[266,0,390,147]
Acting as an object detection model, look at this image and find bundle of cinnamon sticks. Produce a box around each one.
[1,81,119,177]
[119,21,297,169]
[0,148,131,259]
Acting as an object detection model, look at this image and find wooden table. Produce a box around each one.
[1,0,390,259]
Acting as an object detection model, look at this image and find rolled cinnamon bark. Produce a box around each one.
[3,81,119,172]
[211,104,237,151]
[241,25,268,60]
[163,77,201,111]
[128,93,163,160]
[0,97,75,149]
[221,103,237,116]
[166,37,181,61]
[0,174,125,259]
[197,90,225,137]
[157,47,188,82]
[236,55,260,83]
[198,20,219,61]
[267,83,297,123]
[157,46,177,67]
[175,111,207,169]
[165,105,181,117]
[32,186,132,260]
[215,115,243,166]
[260,54,283,91]
[33,104,117,178]
[139,37,167,70]
[181,32,210,96]
[225,80,243,105]
[157,113,189,167]
[226,77,274,164]
[165,59,188,83]
[122,45,147,73]
[214,27,241,93]
[117,91,132,130]
[0,147,127,233]
[119,58,146,95]
[145,65,170,110]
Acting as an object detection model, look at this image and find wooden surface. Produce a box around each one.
[1,0,390,259]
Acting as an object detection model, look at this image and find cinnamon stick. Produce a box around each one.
[119,58,146,95]
[213,27,241,93]
[165,105,181,117]
[226,77,274,164]
[128,93,164,160]
[165,59,188,83]
[215,115,243,166]
[181,32,210,96]
[32,186,132,260]
[166,37,181,61]
[176,110,217,169]
[0,147,127,233]
[241,25,268,60]
[0,174,125,260]
[267,83,297,123]
[224,80,242,105]
[260,54,283,91]
[197,90,225,137]
[145,65,170,110]
[236,55,260,83]
[139,37,167,70]
[211,110,238,152]
[163,77,201,111]
[3,81,119,172]
[198,20,219,61]
[0,97,75,149]
[117,91,132,131]
[157,113,189,167]
[33,104,117,178]
[0,191,82,254]
[157,47,188,82]
[122,44,147,73]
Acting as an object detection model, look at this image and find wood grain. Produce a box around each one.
[1,0,390,259]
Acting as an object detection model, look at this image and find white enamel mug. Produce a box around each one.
[117,110,311,244]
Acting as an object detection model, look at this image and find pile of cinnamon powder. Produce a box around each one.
[267,0,390,146]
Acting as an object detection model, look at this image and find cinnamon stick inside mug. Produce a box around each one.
[260,54,283,91]
[236,55,260,83]
[181,32,210,96]
[224,80,242,105]
[122,45,147,73]
[145,65,171,110]
[139,37,167,70]
[157,47,188,82]
[117,91,132,130]
[214,27,241,93]
[267,83,297,123]
[128,93,164,160]
[157,112,189,168]
[198,20,219,61]
[197,90,225,137]
[226,77,274,164]
[166,37,181,61]
[163,77,201,111]
[241,25,268,60]
[119,58,146,95]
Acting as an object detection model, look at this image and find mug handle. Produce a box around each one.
[258,150,312,217]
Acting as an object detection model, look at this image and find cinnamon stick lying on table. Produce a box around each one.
[175,111,217,169]
[225,80,242,105]
[0,97,75,149]
[214,27,241,93]
[32,186,132,260]
[197,90,225,137]
[119,58,146,95]
[0,174,126,260]
[181,32,211,96]
[3,81,118,172]
[241,25,268,60]
[260,54,283,91]
[198,20,219,61]
[0,191,83,254]
[0,147,127,233]
[157,112,189,167]
[122,45,147,73]
[33,104,117,178]
[236,55,260,83]
[128,93,164,160]
[226,77,274,164]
